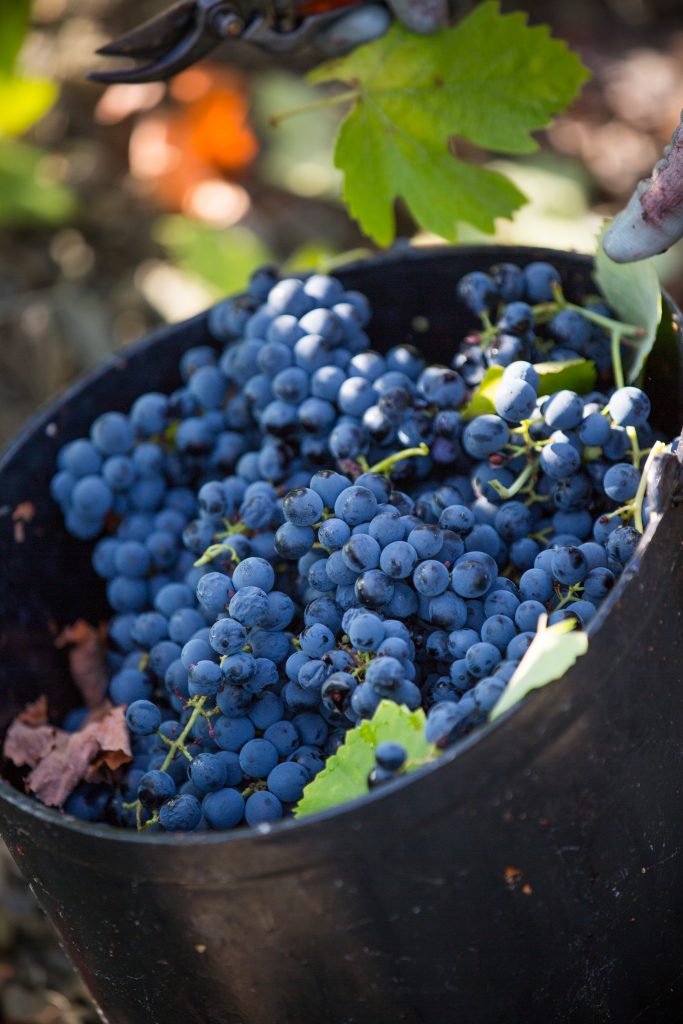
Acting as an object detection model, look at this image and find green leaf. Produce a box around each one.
[489,617,588,721]
[153,216,274,296]
[533,358,597,396]
[295,701,435,819]
[461,358,596,420]
[0,138,76,226]
[594,222,662,384]
[461,365,504,420]
[0,0,30,75]
[0,76,58,137]
[308,1,589,244]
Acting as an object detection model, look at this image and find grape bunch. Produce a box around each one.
[43,257,674,831]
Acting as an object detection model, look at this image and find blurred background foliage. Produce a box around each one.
[2,2,683,1019]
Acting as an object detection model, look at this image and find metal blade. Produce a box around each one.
[94,1,196,59]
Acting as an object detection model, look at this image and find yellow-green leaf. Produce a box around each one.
[490,617,588,721]
[295,701,435,819]
[461,365,504,420]
[461,359,596,420]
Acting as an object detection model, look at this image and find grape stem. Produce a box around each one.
[368,443,430,478]
[127,696,208,832]
[269,88,360,128]
[194,542,241,567]
[631,441,668,534]
[490,460,535,500]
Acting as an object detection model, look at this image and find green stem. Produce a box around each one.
[626,425,642,468]
[610,327,625,390]
[194,542,241,567]
[490,460,536,500]
[554,583,584,610]
[368,443,430,477]
[631,441,668,534]
[269,88,360,127]
[156,697,206,776]
[564,300,645,339]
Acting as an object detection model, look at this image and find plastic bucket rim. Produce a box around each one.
[0,242,678,846]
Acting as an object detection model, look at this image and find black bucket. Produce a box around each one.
[1,246,683,1024]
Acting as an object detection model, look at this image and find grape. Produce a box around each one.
[540,442,581,480]
[462,415,510,459]
[203,788,245,829]
[380,540,418,579]
[551,546,589,585]
[45,254,668,834]
[274,520,315,558]
[71,475,113,520]
[456,271,498,315]
[188,753,228,794]
[91,412,135,456]
[506,632,535,661]
[606,525,641,565]
[583,567,615,601]
[548,310,591,352]
[245,791,283,826]
[523,261,561,302]
[451,556,496,599]
[334,486,378,526]
[138,769,176,808]
[480,615,517,653]
[608,387,651,427]
[489,262,524,302]
[232,557,275,593]
[578,412,611,447]
[355,569,394,608]
[502,360,540,391]
[59,439,103,478]
[603,463,640,503]
[158,794,202,831]
[413,560,449,596]
[342,534,381,573]
[213,716,256,752]
[239,739,279,778]
[497,301,534,336]
[494,379,537,423]
[267,762,308,803]
[109,669,152,706]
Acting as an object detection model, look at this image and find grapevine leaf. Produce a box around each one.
[533,359,597,396]
[594,222,662,384]
[461,359,596,419]
[308,2,589,244]
[489,617,588,722]
[461,365,504,420]
[294,701,435,819]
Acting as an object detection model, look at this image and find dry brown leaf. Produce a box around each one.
[3,706,132,808]
[3,721,63,769]
[55,620,109,709]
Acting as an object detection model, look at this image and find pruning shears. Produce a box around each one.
[90,1,378,83]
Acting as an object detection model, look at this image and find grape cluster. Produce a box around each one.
[45,258,672,832]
